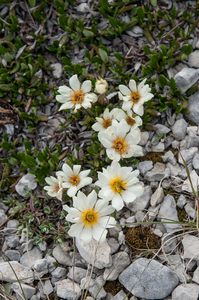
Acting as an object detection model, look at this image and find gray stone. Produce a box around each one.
[184,202,196,219]
[172,119,187,141]
[187,91,199,125]
[104,251,130,281]
[182,234,199,262]
[162,151,176,165]
[145,163,169,181]
[5,234,19,248]
[166,162,182,177]
[50,63,62,78]
[188,50,199,68]
[107,238,120,254]
[119,258,179,299]
[76,3,90,12]
[187,126,198,134]
[150,187,164,207]
[33,259,48,278]
[166,254,190,283]
[179,163,193,180]
[45,254,56,272]
[112,290,127,300]
[178,147,198,165]
[172,283,199,300]
[162,233,177,254]
[135,211,145,223]
[53,245,72,266]
[180,139,187,150]
[20,247,42,268]
[172,140,180,149]
[15,173,37,196]
[182,170,199,193]
[7,220,19,228]
[0,209,7,224]
[38,241,47,252]
[0,261,34,284]
[55,279,81,300]
[125,216,136,228]
[177,195,187,209]
[151,142,165,152]
[138,131,149,146]
[159,195,181,233]
[187,129,199,148]
[193,266,199,284]
[52,267,67,279]
[21,239,35,253]
[147,204,161,222]
[192,153,199,169]
[81,275,106,299]
[152,124,171,136]
[174,68,199,94]
[108,226,122,239]
[11,283,36,299]
[137,161,153,176]
[76,237,112,269]
[0,202,8,213]
[67,267,87,283]
[127,186,152,213]
[4,250,20,262]
[37,279,54,299]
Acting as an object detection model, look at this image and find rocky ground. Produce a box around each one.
[1,0,199,300]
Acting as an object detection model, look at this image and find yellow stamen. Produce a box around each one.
[112,137,128,154]
[81,209,99,227]
[69,175,80,186]
[109,177,126,194]
[126,116,136,126]
[71,90,85,104]
[131,91,140,104]
[103,118,112,129]
[55,184,60,192]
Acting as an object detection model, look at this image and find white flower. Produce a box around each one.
[119,79,153,116]
[96,161,144,211]
[92,107,119,132]
[44,176,63,201]
[56,164,92,197]
[114,108,142,131]
[98,119,143,161]
[56,74,97,112]
[95,78,108,94]
[63,190,116,244]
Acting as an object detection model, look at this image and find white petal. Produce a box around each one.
[56,95,71,103]
[92,224,107,242]
[73,165,81,175]
[59,102,73,111]
[63,164,73,176]
[112,194,124,211]
[106,148,120,161]
[122,190,137,203]
[79,169,90,178]
[87,190,97,209]
[80,226,93,244]
[138,78,147,90]
[119,85,131,96]
[129,80,137,92]
[68,222,84,237]
[67,186,78,197]
[81,80,92,93]
[78,177,92,189]
[133,104,144,116]
[122,101,132,111]
[69,74,80,91]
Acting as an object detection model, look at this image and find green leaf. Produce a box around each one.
[10,13,19,25]
[0,44,7,55]
[62,56,71,65]
[108,16,118,28]
[25,154,37,166]
[159,75,168,86]
[100,0,110,11]
[181,44,193,55]
[1,141,12,150]
[137,7,145,23]
[143,45,151,55]
[83,29,94,37]
[151,0,157,6]
[171,6,177,19]
[114,52,123,61]
[28,0,36,7]
[0,83,15,91]
[24,140,32,153]
[170,77,176,90]
[4,52,13,62]
[99,48,108,63]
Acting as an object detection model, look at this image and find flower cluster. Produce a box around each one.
[44,75,153,244]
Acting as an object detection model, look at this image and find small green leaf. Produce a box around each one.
[151,0,157,6]
[99,48,108,63]
[1,141,12,150]
[143,45,151,55]
[25,154,37,166]
[28,0,36,7]
[137,7,145,23]
[170,77,176,90]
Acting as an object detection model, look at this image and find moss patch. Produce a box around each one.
[177,207,187,222]
[104,280,131,297]
[139,152,163,164]
[125,226,161,256]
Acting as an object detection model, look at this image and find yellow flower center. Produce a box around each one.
[55,184,60,192]
[109,177,126,194]
[126,116,136,126]
[103,118,112,129]
[81,209,99,227]
[112,137,128,154]
[131,91,140,104]
[69,175,80,186]
[71,90,85,104]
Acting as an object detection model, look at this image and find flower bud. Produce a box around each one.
[95,78,108,94]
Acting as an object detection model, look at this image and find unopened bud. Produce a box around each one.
[95,78,108,94]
